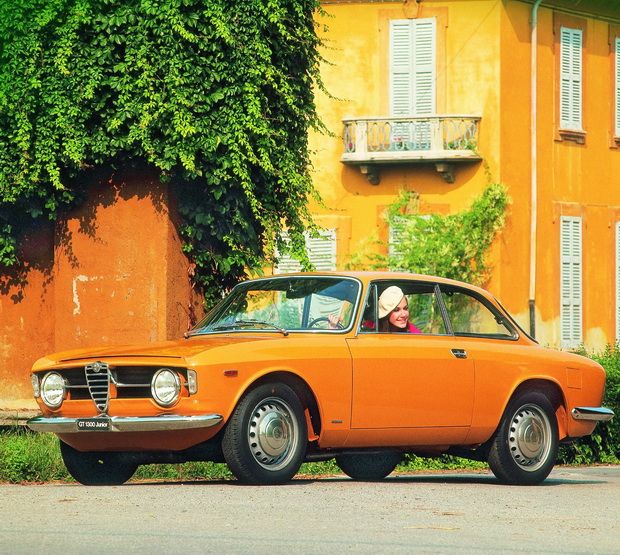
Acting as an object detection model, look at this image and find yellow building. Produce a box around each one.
[296,0,620,351]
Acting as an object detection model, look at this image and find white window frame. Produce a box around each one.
[275,229,337,274]
[560,216,583,349]
[559,26,583,131]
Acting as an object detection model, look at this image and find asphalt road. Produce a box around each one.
[0,466,618,555]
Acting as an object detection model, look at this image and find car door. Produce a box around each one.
[347,281,475,430]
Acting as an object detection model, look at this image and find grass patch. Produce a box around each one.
[0,428,69,483]
[0,429,487,484]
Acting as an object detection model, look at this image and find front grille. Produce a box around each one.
[48,364,190,409]
[85,361,111,413]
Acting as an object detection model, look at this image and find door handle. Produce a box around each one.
[451,348,468,359]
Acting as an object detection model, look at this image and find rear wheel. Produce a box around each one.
[487,390,559,485]
[336,451,403,481]
[59,441,138,486]
[222,382,307,484]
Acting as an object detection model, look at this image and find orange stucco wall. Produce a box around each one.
[310,0,503,282]
[311,0,620,351]
[0,171,202,410]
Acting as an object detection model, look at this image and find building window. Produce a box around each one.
[275,229,337,274]
[390,18,436,116]
[389,18,436,149]
[388,218,405,263]
[560,216,582,349]
[387,214,431,271]
[559,26,583,132]
[615,37,620,138]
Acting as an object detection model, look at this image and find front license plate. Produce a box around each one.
[76,418,111,431]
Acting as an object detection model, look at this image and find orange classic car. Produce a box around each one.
[28,272,613,486]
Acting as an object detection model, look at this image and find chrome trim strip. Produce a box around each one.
[571,407,615,422]
[27,414,223,433]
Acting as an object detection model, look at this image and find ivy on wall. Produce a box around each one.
[347,181,510,287]
[0,0,326,305]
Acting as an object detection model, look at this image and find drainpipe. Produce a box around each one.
[529,0,543,338]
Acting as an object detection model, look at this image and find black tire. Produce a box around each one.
[487,390,559,485]
[222,382,307,484]
[59,441,138,486]
[336,451,403,481]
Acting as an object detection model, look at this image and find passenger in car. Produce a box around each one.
[375,286,421,333]
[329,285,422,333]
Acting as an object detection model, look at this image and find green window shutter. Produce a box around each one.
[560,216,582,349]
[389,18,436,117]
[559,27,582,131]
[275,230,337,274]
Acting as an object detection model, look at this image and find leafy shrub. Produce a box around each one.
[346,182,509,288]
[0,0,326,305]
[558,344,620,464]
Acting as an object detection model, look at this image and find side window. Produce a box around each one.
[408,287,446,334]
[442,288,515,339]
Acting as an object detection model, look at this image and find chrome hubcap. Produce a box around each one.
[248,397,298,471]
[508,403,552,471]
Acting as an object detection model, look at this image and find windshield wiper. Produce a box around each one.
[211,320,289,336]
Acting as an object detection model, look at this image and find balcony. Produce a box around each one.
[340,115,482,185]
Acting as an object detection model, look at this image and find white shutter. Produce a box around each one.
[275,230,337,274]
[388,218,405,270]
[559,27,582,131]
[616,222,620,342]
[615,38,620,136]
[389,19,436,116]
[389,19,436,149]
[560,216,582,349]
[391,20,415,116]
[414,20,435,115]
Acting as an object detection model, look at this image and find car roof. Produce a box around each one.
[265,271,489,296]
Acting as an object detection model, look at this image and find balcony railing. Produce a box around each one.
[340,115,482,184]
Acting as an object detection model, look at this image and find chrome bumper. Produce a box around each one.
[571,407,615,422]
[27,414,223,434]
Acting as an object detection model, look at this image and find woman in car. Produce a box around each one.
[329,285,421,333]
[376,285,421,333]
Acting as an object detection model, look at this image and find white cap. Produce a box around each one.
[378,286,405,319]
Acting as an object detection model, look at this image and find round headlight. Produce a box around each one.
[40,372,65,409]
[151,368,181,407]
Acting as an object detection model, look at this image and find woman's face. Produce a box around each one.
[388,297,409,328]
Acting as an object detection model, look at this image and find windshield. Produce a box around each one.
[189,276,361,335]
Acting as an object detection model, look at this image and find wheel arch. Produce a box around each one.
[239,371,322,442]
[509,379,569,440]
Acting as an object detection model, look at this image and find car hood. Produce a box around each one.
[32,334,282,371]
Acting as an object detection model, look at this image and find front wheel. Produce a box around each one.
[487,390,559,485]
[60,441,138,485]
[222,382,307,484]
